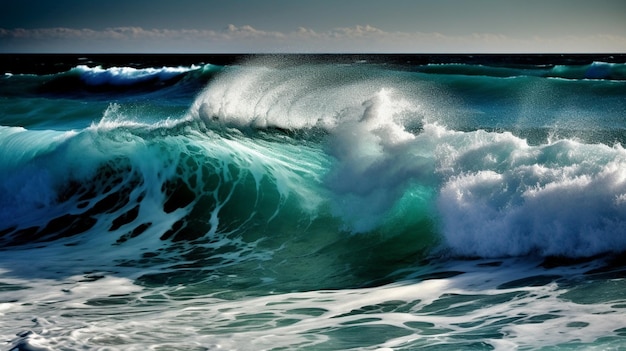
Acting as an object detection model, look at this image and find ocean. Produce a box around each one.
[1,53,625,351]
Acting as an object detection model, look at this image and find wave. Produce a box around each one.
[2,55,626,351]
[0,115,433,290]
[0,63,222,100]
[70,65,200,86]
[1,58,625,267]
[549,61,626,80]
[189,60,626,258]
[0,119,322,238]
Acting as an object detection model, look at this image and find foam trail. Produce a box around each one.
[3,256,624,351]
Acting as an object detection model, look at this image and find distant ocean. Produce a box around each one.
[1,54,625,351]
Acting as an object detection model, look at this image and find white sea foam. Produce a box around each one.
[2,256,624,350]
[437,133,626,257]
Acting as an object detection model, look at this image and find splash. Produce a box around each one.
[187,60,626,257]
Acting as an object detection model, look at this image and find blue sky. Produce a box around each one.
[1,0,625,53]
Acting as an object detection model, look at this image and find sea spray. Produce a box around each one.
[190,58,626,258]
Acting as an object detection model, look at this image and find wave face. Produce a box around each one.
[1,54,626,351]
[188,59,626,257]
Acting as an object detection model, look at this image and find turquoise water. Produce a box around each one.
[1,54,625,350]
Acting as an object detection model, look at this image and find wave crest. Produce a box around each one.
[187,60,626,258]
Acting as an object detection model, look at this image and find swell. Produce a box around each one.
[0,63,222,101]
[417,61,626,80]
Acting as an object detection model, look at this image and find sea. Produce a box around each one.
[1,53,625,351]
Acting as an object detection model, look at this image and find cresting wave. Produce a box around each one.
[189,61,626,258]
[1,58,625,261]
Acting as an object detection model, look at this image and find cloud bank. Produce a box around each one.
[1,24,625,53]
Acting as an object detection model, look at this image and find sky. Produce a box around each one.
[1,0,625,53]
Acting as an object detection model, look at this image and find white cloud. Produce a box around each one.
[1,25,625,53]
[224,24,285,39]
[329,25,386,38]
